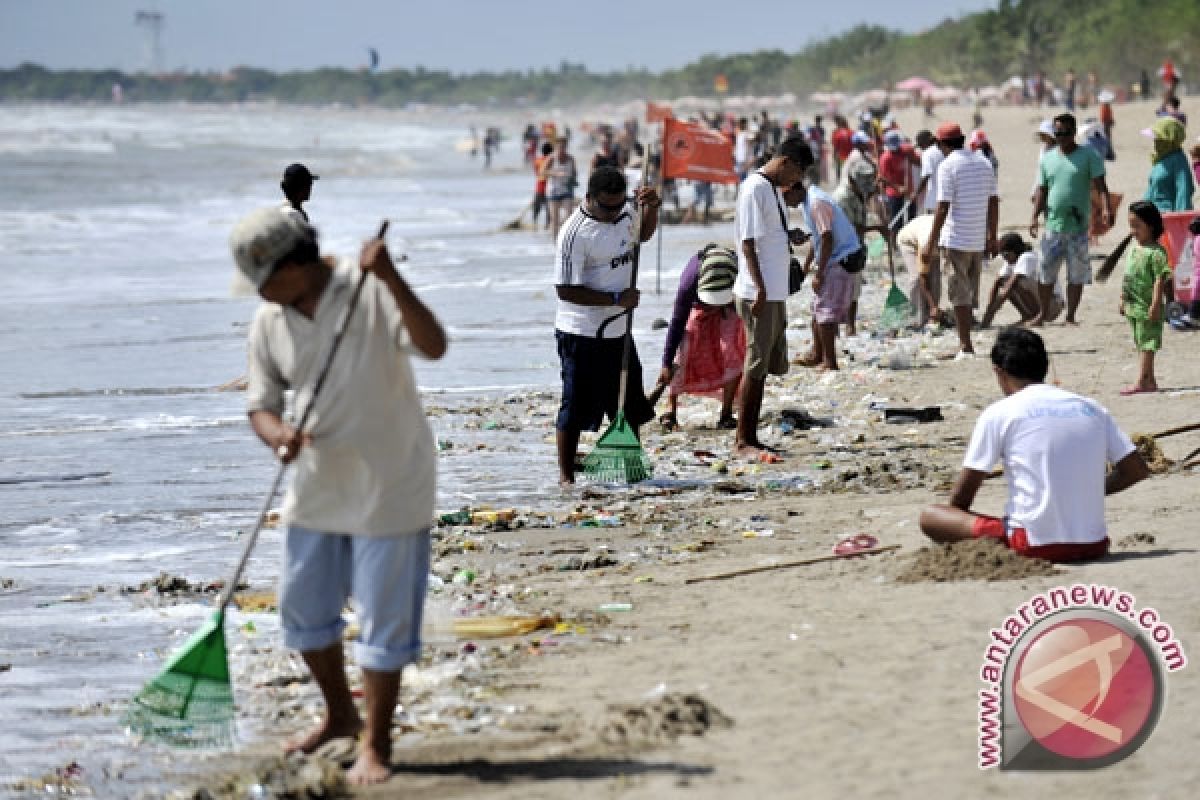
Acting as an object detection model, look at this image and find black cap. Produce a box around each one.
[282,163,318,184]
[999,232,1027,254]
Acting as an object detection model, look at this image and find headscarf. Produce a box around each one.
[1149,117,1186,164]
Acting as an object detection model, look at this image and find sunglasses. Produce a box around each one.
[1053,130,1073,138]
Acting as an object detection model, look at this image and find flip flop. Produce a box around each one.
[833,533,880,557]
[1119,386,1157,396]
[757,451,784,464]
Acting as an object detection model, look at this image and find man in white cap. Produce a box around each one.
[231,207,446,785]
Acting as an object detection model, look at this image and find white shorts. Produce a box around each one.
[280,526,430,671]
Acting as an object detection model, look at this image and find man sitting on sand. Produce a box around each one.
[919,327,1149,562]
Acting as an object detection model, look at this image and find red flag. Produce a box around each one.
[646,101,674,124]
[662,118,737,184]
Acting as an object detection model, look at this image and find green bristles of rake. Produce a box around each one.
[580,411,653,483]
[124,610,236,749]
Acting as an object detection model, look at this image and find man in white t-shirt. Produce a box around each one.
[919,327,1148,562]
[922,121,999,358]
[980,233,1063,327]
[734,117,753,182]
[731,136,813,456]
[554,166,661,484]
[914,130,943,214]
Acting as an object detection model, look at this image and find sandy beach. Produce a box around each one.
[7,97,1198,799]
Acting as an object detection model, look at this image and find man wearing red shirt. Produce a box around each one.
[830,116,854,182]
[879,130,910,232]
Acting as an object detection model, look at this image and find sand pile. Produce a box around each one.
[178,754,344,800]
[596,693,733,747]
[893,539,1060,583]
[1133,434,1173,474]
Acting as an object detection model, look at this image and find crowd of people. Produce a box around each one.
[218,74,1196,787]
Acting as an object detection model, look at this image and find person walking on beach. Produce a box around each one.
[732,137,813,456]
[831,115,854,182]
[1120,202,1172,394]
[531,141,554,230]
[280,163,318,223]
[553,166,660,485]
[546,136,579,239]
[922,122,999,358]
[1142,117,1194,215]
[832,159,887,336]
[1029,113,1114,326]
[919,327,1149,563]
[657,245,745,432]
[232,207,447,785]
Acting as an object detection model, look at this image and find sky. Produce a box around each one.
[0,0,999,75]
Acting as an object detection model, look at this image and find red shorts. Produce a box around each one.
[971,515,1109,563]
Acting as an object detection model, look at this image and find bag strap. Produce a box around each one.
[758,171,793,256]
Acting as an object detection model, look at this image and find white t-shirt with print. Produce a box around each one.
[963,383,1135,546]
[246,260,435,537]
[733,171,790,302]
[554,205,637,338]
[935,149,998,251]
[997,252,1064,299]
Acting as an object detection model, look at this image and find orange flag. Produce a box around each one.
[662,118,737,184]
[646,101,674,124]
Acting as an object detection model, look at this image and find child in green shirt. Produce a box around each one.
[1119,201,1171,395]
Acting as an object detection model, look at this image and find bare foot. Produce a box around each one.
[284,716,363,755]
[1064,317,1080,326]
[792,353,821,367]
[345,745,392,786]
[1027,316,1044,328]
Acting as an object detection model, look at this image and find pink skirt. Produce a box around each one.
[670,307,746,398]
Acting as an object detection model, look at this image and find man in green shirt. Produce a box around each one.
[1029,113,1114,326]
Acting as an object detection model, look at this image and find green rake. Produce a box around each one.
[581,160,653,484]
[124,221,387,748]
[878,230,914,332]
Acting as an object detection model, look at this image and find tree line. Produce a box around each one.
[1,0,1195,106]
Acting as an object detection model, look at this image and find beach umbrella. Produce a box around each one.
[895,76,937,93]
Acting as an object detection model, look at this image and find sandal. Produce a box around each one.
[658,411,679,432]
[716,414,737,430]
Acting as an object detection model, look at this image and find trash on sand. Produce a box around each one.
[450,613,559,639]
[882,406,943,424]
[598,602,633,613]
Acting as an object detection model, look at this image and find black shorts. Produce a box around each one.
[555,331,655,432]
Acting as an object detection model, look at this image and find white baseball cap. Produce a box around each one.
[229,207,314,288]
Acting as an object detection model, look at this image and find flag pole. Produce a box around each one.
[655,125,664,296]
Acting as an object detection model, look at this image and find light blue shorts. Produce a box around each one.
[1039,231,1091,285]
[279,525,430,671]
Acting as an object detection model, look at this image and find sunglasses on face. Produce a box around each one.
[594,197,627,213]
[1054,130,1073,138]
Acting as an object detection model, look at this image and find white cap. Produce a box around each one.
[229,207,313,288]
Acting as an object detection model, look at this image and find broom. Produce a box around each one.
[580,158,654,484]
[124,220,389,748]
[1095,233,1133,283]
[879,230,913,331]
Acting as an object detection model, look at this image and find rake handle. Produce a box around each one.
[215,220,389,614]
[616,155,654,410]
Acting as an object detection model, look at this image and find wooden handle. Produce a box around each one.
[685,545,901,585]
